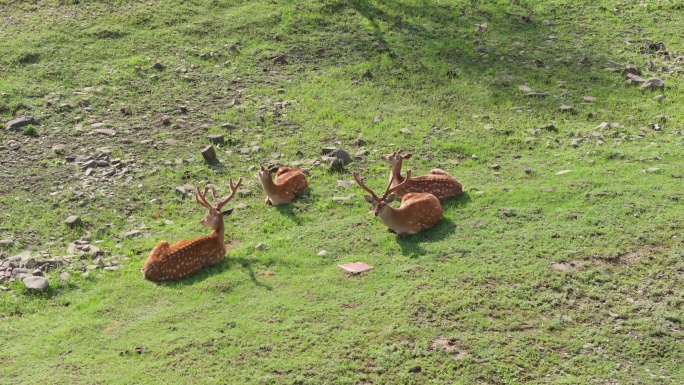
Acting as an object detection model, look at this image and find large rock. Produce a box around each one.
[5,116,36,131]
[23,276,48,291]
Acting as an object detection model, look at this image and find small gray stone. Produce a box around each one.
[321,146,337,155]
[239,148,250,155]
[251,146,261,153]
[524,167,533,174]
[337,180,352,189]
[332,195,354,201]
[23,276,47,291]
[0,240,14,248]
[207,134,224,144]
[93,128,116,136]
[234,202,248,209]
[491,164,500,170]
[201,145,218,163]
[121,230,140,238]
[254,243,264,250]
[32,269,43,276]
[400,127,412,134]
[318,250,327,256]
[60,272,71,280]
[331,149,352,164]
[238,189,252,196]
[5,116,36,131]
[152,62,164,70]
[65,215,80,225]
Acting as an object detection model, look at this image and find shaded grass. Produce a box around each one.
[1,0,683,383]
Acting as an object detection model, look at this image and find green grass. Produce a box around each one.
[1,0,683,383]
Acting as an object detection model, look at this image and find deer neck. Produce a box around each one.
[261,176,278,195]
[377,205,402,230]
[211,219,226,245]
[389,161,405,186]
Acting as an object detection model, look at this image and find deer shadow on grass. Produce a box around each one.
[395,192,471,258]
[154,255,273,291]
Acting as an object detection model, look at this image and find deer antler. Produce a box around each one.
[353,172,378,199]
[381,169,411,200]
[217,177,243,210]
[195,186,212,210]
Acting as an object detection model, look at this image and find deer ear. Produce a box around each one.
[221,208,234,216]
[363,195,374,203]
[402,153,412,160]
[385,194,396,203]
[269,167,279,174]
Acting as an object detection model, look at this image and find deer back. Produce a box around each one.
[391,170,462,201]
[143,231,226,281]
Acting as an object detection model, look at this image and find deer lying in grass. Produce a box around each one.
[257,165,309,205]
[142,178,242,281]
[381,149,462,201]
[353,170,443,235]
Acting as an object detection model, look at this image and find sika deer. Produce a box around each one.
[381,149,462,201]
[353,170,443,235]
[142,178,242,281]
[257,165,309,205]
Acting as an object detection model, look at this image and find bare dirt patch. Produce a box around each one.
[430,337,467,360]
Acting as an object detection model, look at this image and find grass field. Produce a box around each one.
[1,0,683,383]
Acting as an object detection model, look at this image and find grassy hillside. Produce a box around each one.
[1,0,683,383]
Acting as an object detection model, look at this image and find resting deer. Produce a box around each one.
[257,165,309,205]
[142,178,242,281]
[381,149,462,201]
[353,170,443,235]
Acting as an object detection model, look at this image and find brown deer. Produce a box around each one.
[257,165,309,205]
[353,170,443,235]
[381,149,462,201]
[142,178,242,281]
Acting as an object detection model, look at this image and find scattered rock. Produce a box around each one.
[582,96,596,102]
[272,55,287,64]
[321,147,337,155]
[121,230,140,238]
[525,92,549,98]
[556,170,572,175]
[372,116,383,124]
[93,128,116,136]
[559,104,573,112]
[201,145,218,163]
[331,148,352,165]
[400,127,412,134]
[64,215,80,226]
[332,195,354,202]
[152,62,164,70]
[23,276,48,291]
[518,84,532,92]
[337,180,352,189]
[318,250,327,257]
[640,77,664,91]
[0,240,14,248]
[121,106,132,115]
[524,167,533,174]
[207,134,224,144]
[653,94,665,101]
[238,189,252,196]
[490,164,500,170]
[5,116,36,131]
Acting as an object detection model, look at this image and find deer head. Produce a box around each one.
[381,148,412,167]
[353,170,412,216]
[256,164,280,182]
[195,177,242,229]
